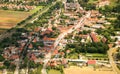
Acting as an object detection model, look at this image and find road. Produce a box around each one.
[41,11,91,74]
[14,36,35,74]
[108,47,120,74]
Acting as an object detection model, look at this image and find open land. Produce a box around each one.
[0,6,43,30]
[64,66,115,74]
[0,10,31,29]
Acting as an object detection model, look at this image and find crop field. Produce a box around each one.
[0,6,43,30]
[0,10,31,29]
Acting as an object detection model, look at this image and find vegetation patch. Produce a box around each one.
[48,69,62,74]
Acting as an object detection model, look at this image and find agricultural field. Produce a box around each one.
[0,10,31,29]
[0,6,43,30]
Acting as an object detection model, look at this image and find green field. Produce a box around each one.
[48,69,61,74]
[29,66,42,74]
[30,6,43,14]
[88,0,98,3]
[85,53,108,60]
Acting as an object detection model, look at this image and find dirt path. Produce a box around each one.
[108,47,120,74]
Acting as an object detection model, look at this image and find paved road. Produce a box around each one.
[108,47,120,74]
[14,36,35,74]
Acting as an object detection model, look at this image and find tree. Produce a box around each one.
[87,47,97,53]
[0,55,5,62]
[117,52,120,60]
[85,3,96,10]
[4,60,10,69]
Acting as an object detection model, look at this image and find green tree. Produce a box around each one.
[0,55,5,62]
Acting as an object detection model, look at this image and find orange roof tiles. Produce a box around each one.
[87,60,96,65]
[90,32,99,43]
[43,36,56,41]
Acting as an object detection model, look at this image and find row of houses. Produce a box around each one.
[0,3,36,11]
[2,0,47,2]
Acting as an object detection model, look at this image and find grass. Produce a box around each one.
[66,53,78,59]
[88,0,98,3]
[110,0,117,7]
[85,53,107,57]
[30,6,43,14]
[29,66,42,74]
[48,69,61,74]
[85,53,108,60]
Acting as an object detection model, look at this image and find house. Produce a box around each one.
[91,24,105,29]
[90,32,99,43]
[102,37,107,43]
[91,10,100,18]
[64,2,80,12]
[9,54,19,60]
[34,27,41,32]
[28,44,33,49]
[0,62,3,66]
[41,28,53,36]
[30,54,37,61]
[43,46,54,50]
[87,60,96,66]
[43,36,56,46]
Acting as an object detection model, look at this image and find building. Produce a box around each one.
[64,0,80,12]
[90,32,99,43]
[87,60,96,66]
[43,36,56,46]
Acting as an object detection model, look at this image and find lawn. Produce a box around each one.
[30,6,43,14]
[85,53,108,60]
[85,53,107,57]
[66,53,79,59]
[48,69,61,74]
[88,0,98,3]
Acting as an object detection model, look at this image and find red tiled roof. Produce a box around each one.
[30,54,37,61]
[9,55,19,60]
[43,36,56,41]
[28,44,33,49]
[102,37,107,43]
[32,38,37,42]
[90,32,99,42]
[87,60,96,65]
[41,28,54,35]
[34,27,41,32]
[54,50,58,54]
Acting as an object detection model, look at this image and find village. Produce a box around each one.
[0,0,120,74]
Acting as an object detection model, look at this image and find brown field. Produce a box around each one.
[64,66,115,74]
[0,10,31,29]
